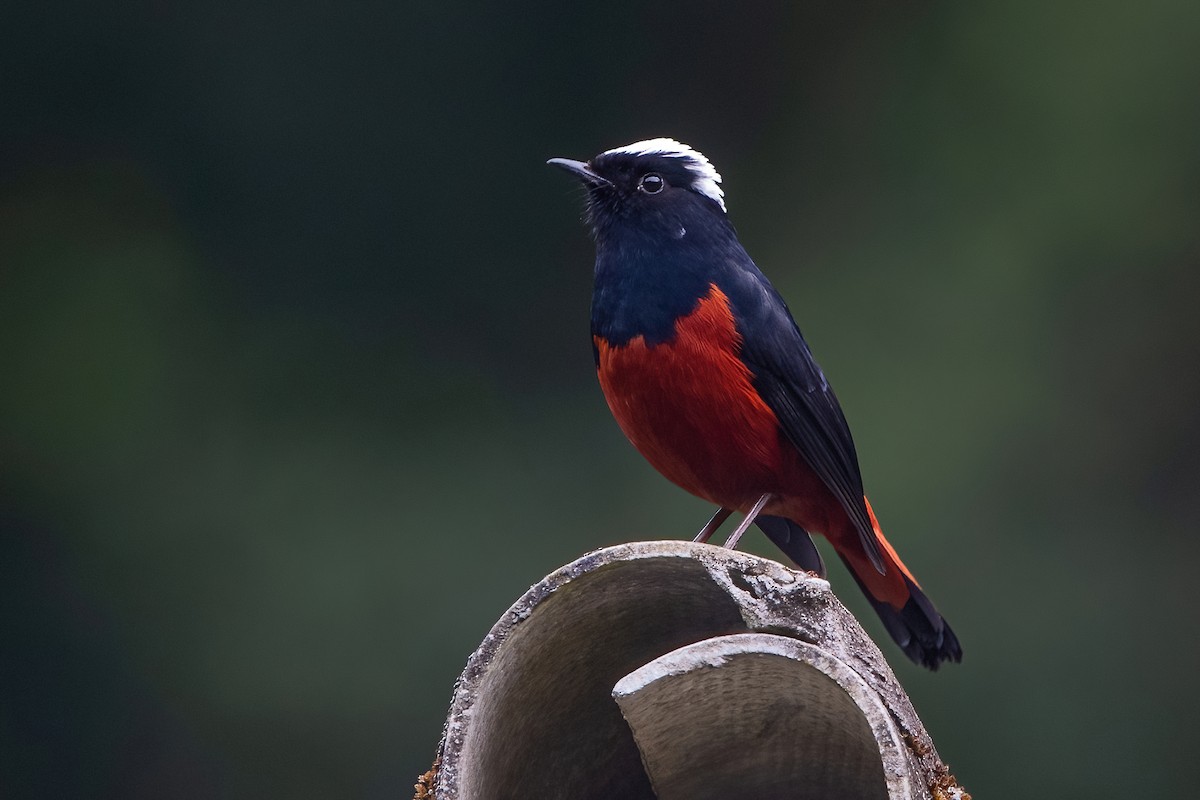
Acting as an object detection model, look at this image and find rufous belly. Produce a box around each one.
[596,285,794,511]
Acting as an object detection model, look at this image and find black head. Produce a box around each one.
[548,138,727,240]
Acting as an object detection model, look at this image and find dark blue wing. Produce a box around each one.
[722,265,886,574]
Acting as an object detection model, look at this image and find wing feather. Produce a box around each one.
[730,277,886,574]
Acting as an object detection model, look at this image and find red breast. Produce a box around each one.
[596,284,796,512]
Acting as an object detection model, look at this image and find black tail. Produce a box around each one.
[839,554,963,670]
[756,515,826,577]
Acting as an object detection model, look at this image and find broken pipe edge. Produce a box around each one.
[428,540,968,800]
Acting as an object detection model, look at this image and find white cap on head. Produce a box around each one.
[601,138,726,212]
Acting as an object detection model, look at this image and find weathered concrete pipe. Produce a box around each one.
[429,541,968,800]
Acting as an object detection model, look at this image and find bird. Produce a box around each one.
[548,137,962,669]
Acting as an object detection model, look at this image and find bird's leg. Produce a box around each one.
[694,507,733,543]
[722,493,774,551]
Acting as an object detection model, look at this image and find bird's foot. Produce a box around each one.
[722,493,774,551]
[694,507,733,543]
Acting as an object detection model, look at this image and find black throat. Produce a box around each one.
[590,196,741,350]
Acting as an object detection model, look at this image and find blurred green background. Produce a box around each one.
[3,0,1199,797]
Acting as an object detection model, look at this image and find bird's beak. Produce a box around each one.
[547,158,612,188]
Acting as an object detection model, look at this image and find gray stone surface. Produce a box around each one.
[432,541,966,800]
[614,634,904,800]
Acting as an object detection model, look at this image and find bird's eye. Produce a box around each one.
[638,173,665,194]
